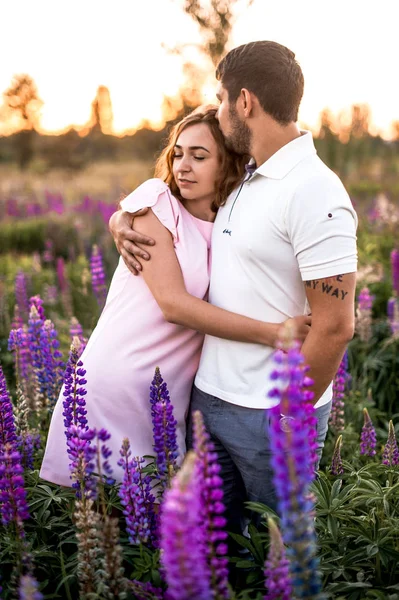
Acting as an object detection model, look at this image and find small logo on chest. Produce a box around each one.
[223,229,232,236]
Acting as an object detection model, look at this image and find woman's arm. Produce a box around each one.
[134,210,310,348]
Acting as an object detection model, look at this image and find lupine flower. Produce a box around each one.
[149,367,179,487]
[56,257,67,293]
[43,284,58,305]
[74,497,101,597]
[387,297,399,337]
[264,517,292,600]
[11,304,24,330]
[96,514,128,598]
[29,296,45,322]
[67,425,97,499]
[382,421,399,467]
[331,435,344,475]
[39,320,64,406]
[42,239,54,263]
[129,580,164,599]
[0,444,30,534]
[19,574,43,600]
[70,317,87,355]
[117,438,157,546]
[62,339,88,434]
[90,244,107,306]
[268,327,322,598]
[0,366,18,449]
[8,326,32,400]
[192,410,230,599]
[391,249,399,296]
[356,287,373,342]
[329,352,348,433]
[15,272,30,320]
[360,408,377,457]
[160,451,212,600]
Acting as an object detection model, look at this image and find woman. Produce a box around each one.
[40,106,311,485]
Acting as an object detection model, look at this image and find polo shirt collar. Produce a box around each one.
[251,130,316,180]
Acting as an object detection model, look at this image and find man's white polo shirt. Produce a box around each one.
[195,131,358,410]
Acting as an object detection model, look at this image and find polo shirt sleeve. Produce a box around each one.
[285,174,358,281]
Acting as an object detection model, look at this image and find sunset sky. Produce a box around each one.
[1,0,398,137]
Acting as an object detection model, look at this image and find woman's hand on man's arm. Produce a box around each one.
[108,208,155,275]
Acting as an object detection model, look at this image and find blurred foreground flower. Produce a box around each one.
[160,451,212,600]
[18,574,43,600]
[268,323,323,598]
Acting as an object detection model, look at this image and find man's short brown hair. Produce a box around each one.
[216,41,304,125]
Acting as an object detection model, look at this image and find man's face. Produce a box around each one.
[216,83,252,156]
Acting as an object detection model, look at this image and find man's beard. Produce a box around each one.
[223,105,252,155]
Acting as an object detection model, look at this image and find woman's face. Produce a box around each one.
[172,123,221,203]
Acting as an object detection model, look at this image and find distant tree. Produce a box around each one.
[90,85,114,134]
[317,108,340,171]
[3,74,43,169]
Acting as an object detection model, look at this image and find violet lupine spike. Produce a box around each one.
[331,435,344,476]
[90,244,107,306]
[268,327,323,599]
[387,297,399,337]
[39,320,64,406]
[29,296,46,322]
[382,421,399,467]
[160,451,212,600]
[0,366,18,450]
[192,410,230,599]
[62,339,88,435]
[356,287,373,343]
[391,249,399,296]
[149,367,179,486]
[360,408,377,457]
[9,326,32,398]
[18,574,43,600]
[15,272,30,320]
[117,438,158,546]
[264,517,292,600]
[67,425,97,499]
[129,580,164,599]
[329,352,348,433]
[56,257,68,294]
[95,428,115,486]
[0,444,30,534]
[11,305,24,330]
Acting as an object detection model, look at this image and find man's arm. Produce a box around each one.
[108,208,154,275]
[301,272,356,404]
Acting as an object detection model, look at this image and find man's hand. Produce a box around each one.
[109,208,155,275]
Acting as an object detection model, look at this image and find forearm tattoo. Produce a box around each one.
[305,274,349,301]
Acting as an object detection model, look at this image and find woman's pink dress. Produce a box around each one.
[40,178,213,485]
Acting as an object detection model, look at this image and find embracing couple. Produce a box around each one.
[41,41,358,534]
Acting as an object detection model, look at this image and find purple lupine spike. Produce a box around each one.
[11,305,24,330]
[9,326,32,397]
[382,420,399,467]
[43,239,54,263]
[268,327,322,598]
[29,296,46,322]
[360,408,377,457]
[70,317,87,355]
[329,352,348,433]
[56,257,67,293]
[149,367,179,486]
[391,249,399,296]
[67,425,97,498]
[387,297,399,337]
[15,272,30,320]
[19,574,43,600]
[160,452,212,600]
[192,410,230,599]
[356,287,374,343]
[0,366,18,449]
[62,339,88,435]
[129,580,164,599]
[264,517,292,600]
[331,435,344,475]
[95,428,114,486]
[90,245,107,306]
[0,444,30,534]
[27,306,45,390]
[117,438,158,546]
[43,284,58,306]
[39,320,64,406]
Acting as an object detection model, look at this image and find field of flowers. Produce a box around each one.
[0,183,398,600]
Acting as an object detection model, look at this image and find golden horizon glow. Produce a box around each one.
[1,0,398,139]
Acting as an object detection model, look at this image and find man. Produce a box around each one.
[109,41,357,530]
